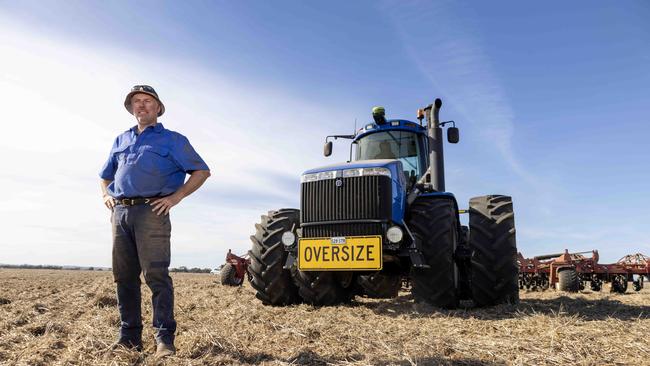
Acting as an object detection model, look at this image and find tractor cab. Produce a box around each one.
[324,105,458,191]
[352,120,428,189]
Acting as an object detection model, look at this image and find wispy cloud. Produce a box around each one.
[380,1,537,187]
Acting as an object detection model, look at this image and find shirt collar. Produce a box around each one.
[129,122,165,135]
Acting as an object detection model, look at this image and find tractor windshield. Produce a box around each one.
[354,131,425,180]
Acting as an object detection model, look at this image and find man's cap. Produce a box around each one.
[124,85,165,117]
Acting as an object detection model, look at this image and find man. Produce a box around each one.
[99,85,210,358]
[371,141,396,159]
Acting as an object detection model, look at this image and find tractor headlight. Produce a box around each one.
[386,226,403,243]
[301,167,390,182]
[281,231,296,247]
[300,170,336,183]
[342,167,391,178]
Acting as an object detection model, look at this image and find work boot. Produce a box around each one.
[110,339,143,352]
[155,342,176,358]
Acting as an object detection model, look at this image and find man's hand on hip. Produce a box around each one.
[151,194,182,216]
[103,194,116,210]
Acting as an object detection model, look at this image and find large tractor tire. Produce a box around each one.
[408,198,459,309]
[469,195,519,306]
[291,269,357,305]
[557,268,580,292]
[220,263,243,286]
[248,209,300,305]
[358,272,401,298]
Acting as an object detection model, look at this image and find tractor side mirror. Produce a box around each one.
[447,127,459,143]
[324,141,333,157]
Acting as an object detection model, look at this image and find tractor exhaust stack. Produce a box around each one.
[407,98,445,205]
[429,98,445,192]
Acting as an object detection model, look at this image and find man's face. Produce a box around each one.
[131,93,160,124]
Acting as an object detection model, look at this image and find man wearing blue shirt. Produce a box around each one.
[99,85,210,358]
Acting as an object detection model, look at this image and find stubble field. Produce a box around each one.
[0,269,648,366]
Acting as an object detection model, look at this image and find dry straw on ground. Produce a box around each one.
[0,269,648,365]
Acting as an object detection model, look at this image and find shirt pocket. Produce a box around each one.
[137,145,177,175]
[111,145,131,167]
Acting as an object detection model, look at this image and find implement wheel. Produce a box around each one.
[557,268,580,292]
[633,276,644,292]
[590,277,603,292]
[248,209,300,305]
[611,275,628,294]
[469,195,519,306]
[408,198,459,309]
[220,263,243,286]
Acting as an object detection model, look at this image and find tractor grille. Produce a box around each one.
[300,175,391,238]
[303,222,384,238]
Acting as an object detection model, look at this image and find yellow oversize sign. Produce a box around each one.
[298,235,382,271]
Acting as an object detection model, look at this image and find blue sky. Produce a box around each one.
[0,1,648,267]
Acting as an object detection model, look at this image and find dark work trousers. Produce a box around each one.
[111,203,176,345]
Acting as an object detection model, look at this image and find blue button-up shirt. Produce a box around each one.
[99,123,209,199]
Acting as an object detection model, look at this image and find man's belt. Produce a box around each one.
[116,197,161,206]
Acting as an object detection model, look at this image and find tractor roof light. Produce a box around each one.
[372,106,387,125]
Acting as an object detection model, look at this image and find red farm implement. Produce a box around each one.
[518,250,650,293]
[220,249,251,286]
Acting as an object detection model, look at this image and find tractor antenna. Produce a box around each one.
[354,118,357,134]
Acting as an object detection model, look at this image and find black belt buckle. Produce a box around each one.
[120,198,151,206]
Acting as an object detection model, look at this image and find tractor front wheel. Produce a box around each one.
[248,209,301,305]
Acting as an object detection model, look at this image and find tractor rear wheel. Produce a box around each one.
[220,263,243,286]
[248,209,301,305]
[358,272,401,298]
[408,198,459,309]
[557,268,580,292]
[469,195,519,306]
[291,269,357,305]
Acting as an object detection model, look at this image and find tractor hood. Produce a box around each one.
[301,159,407,223]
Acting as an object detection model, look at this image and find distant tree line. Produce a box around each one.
[170,266,212,273]
[0,264,213,273]
[0,264,108,271]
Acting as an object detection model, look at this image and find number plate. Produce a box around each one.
[298,235,382,271]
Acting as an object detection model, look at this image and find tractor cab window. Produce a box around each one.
[354,131,425,181]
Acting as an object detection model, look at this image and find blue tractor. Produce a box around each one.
[249,98,519,308]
